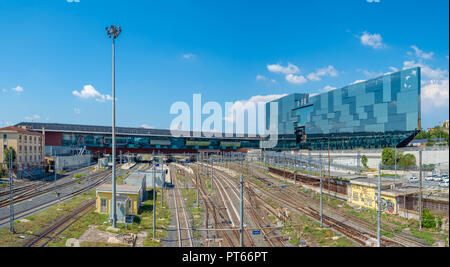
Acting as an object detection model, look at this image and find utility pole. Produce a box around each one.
[211,158,214,189]
[357,150,361,174]
[394,147,397,184]
[419,150,423,230]
[161,159,164,208]
[377,163,381,247]
[153,162,157,238]
[54,151,57,195]
[106,25,121,228]
[9,150,15,233]
[196,161,199,207]
[320,152,323,228]
[240,174,244,247]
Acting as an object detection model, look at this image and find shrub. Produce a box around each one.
[422,209,436,229]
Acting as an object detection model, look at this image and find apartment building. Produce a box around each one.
[0,126,45,169]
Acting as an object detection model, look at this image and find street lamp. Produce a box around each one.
[106,25,121,228]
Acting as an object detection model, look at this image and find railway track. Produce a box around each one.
[22,200,96,247]
[0,168,114,226]
[218,162,427,247]
[178,164,235,247]
[0,169,111,209]
[214,170,286,247]
[248,164,428,247]
[172,166,194,247]
[0,166,93,198]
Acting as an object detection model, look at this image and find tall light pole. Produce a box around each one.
[106,25,122,228]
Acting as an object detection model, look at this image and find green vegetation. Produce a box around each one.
[274,213,355,247]
[74,174,86,179]
[381,148,416,170]
[415,127,449,144]
[361,155,368,169]
[3,147,16,168]
[48,188,172,247]
[0,191,95,247]
[399,153,416,170]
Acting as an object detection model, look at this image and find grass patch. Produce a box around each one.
[0,190,96,247]
[47,188,172,247]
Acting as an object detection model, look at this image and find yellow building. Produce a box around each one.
[349,178,403,214]
[96,184,144,217]
[0,126,45,169]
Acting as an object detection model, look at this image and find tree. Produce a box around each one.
[3,147,16,169]
[381,148,402,168]
[415,130,429,140]
[399,153,416,170]
[382,148,395,166]
[361,155,368,168]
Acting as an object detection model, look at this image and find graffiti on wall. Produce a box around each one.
[381,198,395,214]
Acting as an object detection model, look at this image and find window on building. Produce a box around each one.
[100,198,108,213]
[19,146,21,152]
[24,136,27,143]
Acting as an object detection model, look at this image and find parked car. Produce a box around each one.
[439,181,449,188]
[409,176,419,183]
[441,174,449,180]
[425,176,434,181]
[432,175,442,182]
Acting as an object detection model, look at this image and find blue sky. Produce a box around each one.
[0,0,448,131]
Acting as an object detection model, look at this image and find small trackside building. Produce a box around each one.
[96,184,144,218]
[348,178,404,214]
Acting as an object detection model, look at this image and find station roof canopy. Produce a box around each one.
[15,122,262,140]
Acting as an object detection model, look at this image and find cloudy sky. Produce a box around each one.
[0,0,448,131]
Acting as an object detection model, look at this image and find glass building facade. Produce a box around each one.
[18,68,421,152]
[269,67,421,150]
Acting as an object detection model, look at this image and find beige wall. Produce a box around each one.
[0,131,45,168]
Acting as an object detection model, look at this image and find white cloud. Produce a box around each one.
[141,124,154,129]
[225,94,288,123]
[74,108,81,114]
[1,89,6,93]
[360,31,385,49]
[183,53,196,59]
[12,86,23,93]
[267,63,300,75]
[408,45,434,60]
[421,79,449,110]
[25,114,40,121]
[366,0,380,2]
[307,65,338,81]
[256,75,266,81]
[72,85,114,103]
[286,74,307,85]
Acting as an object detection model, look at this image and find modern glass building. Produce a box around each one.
[16,68,421,153]
[267,67,421,150]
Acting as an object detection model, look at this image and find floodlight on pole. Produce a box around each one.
[106,25,121,228]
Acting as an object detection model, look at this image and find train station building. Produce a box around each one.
[15,68,421,154]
